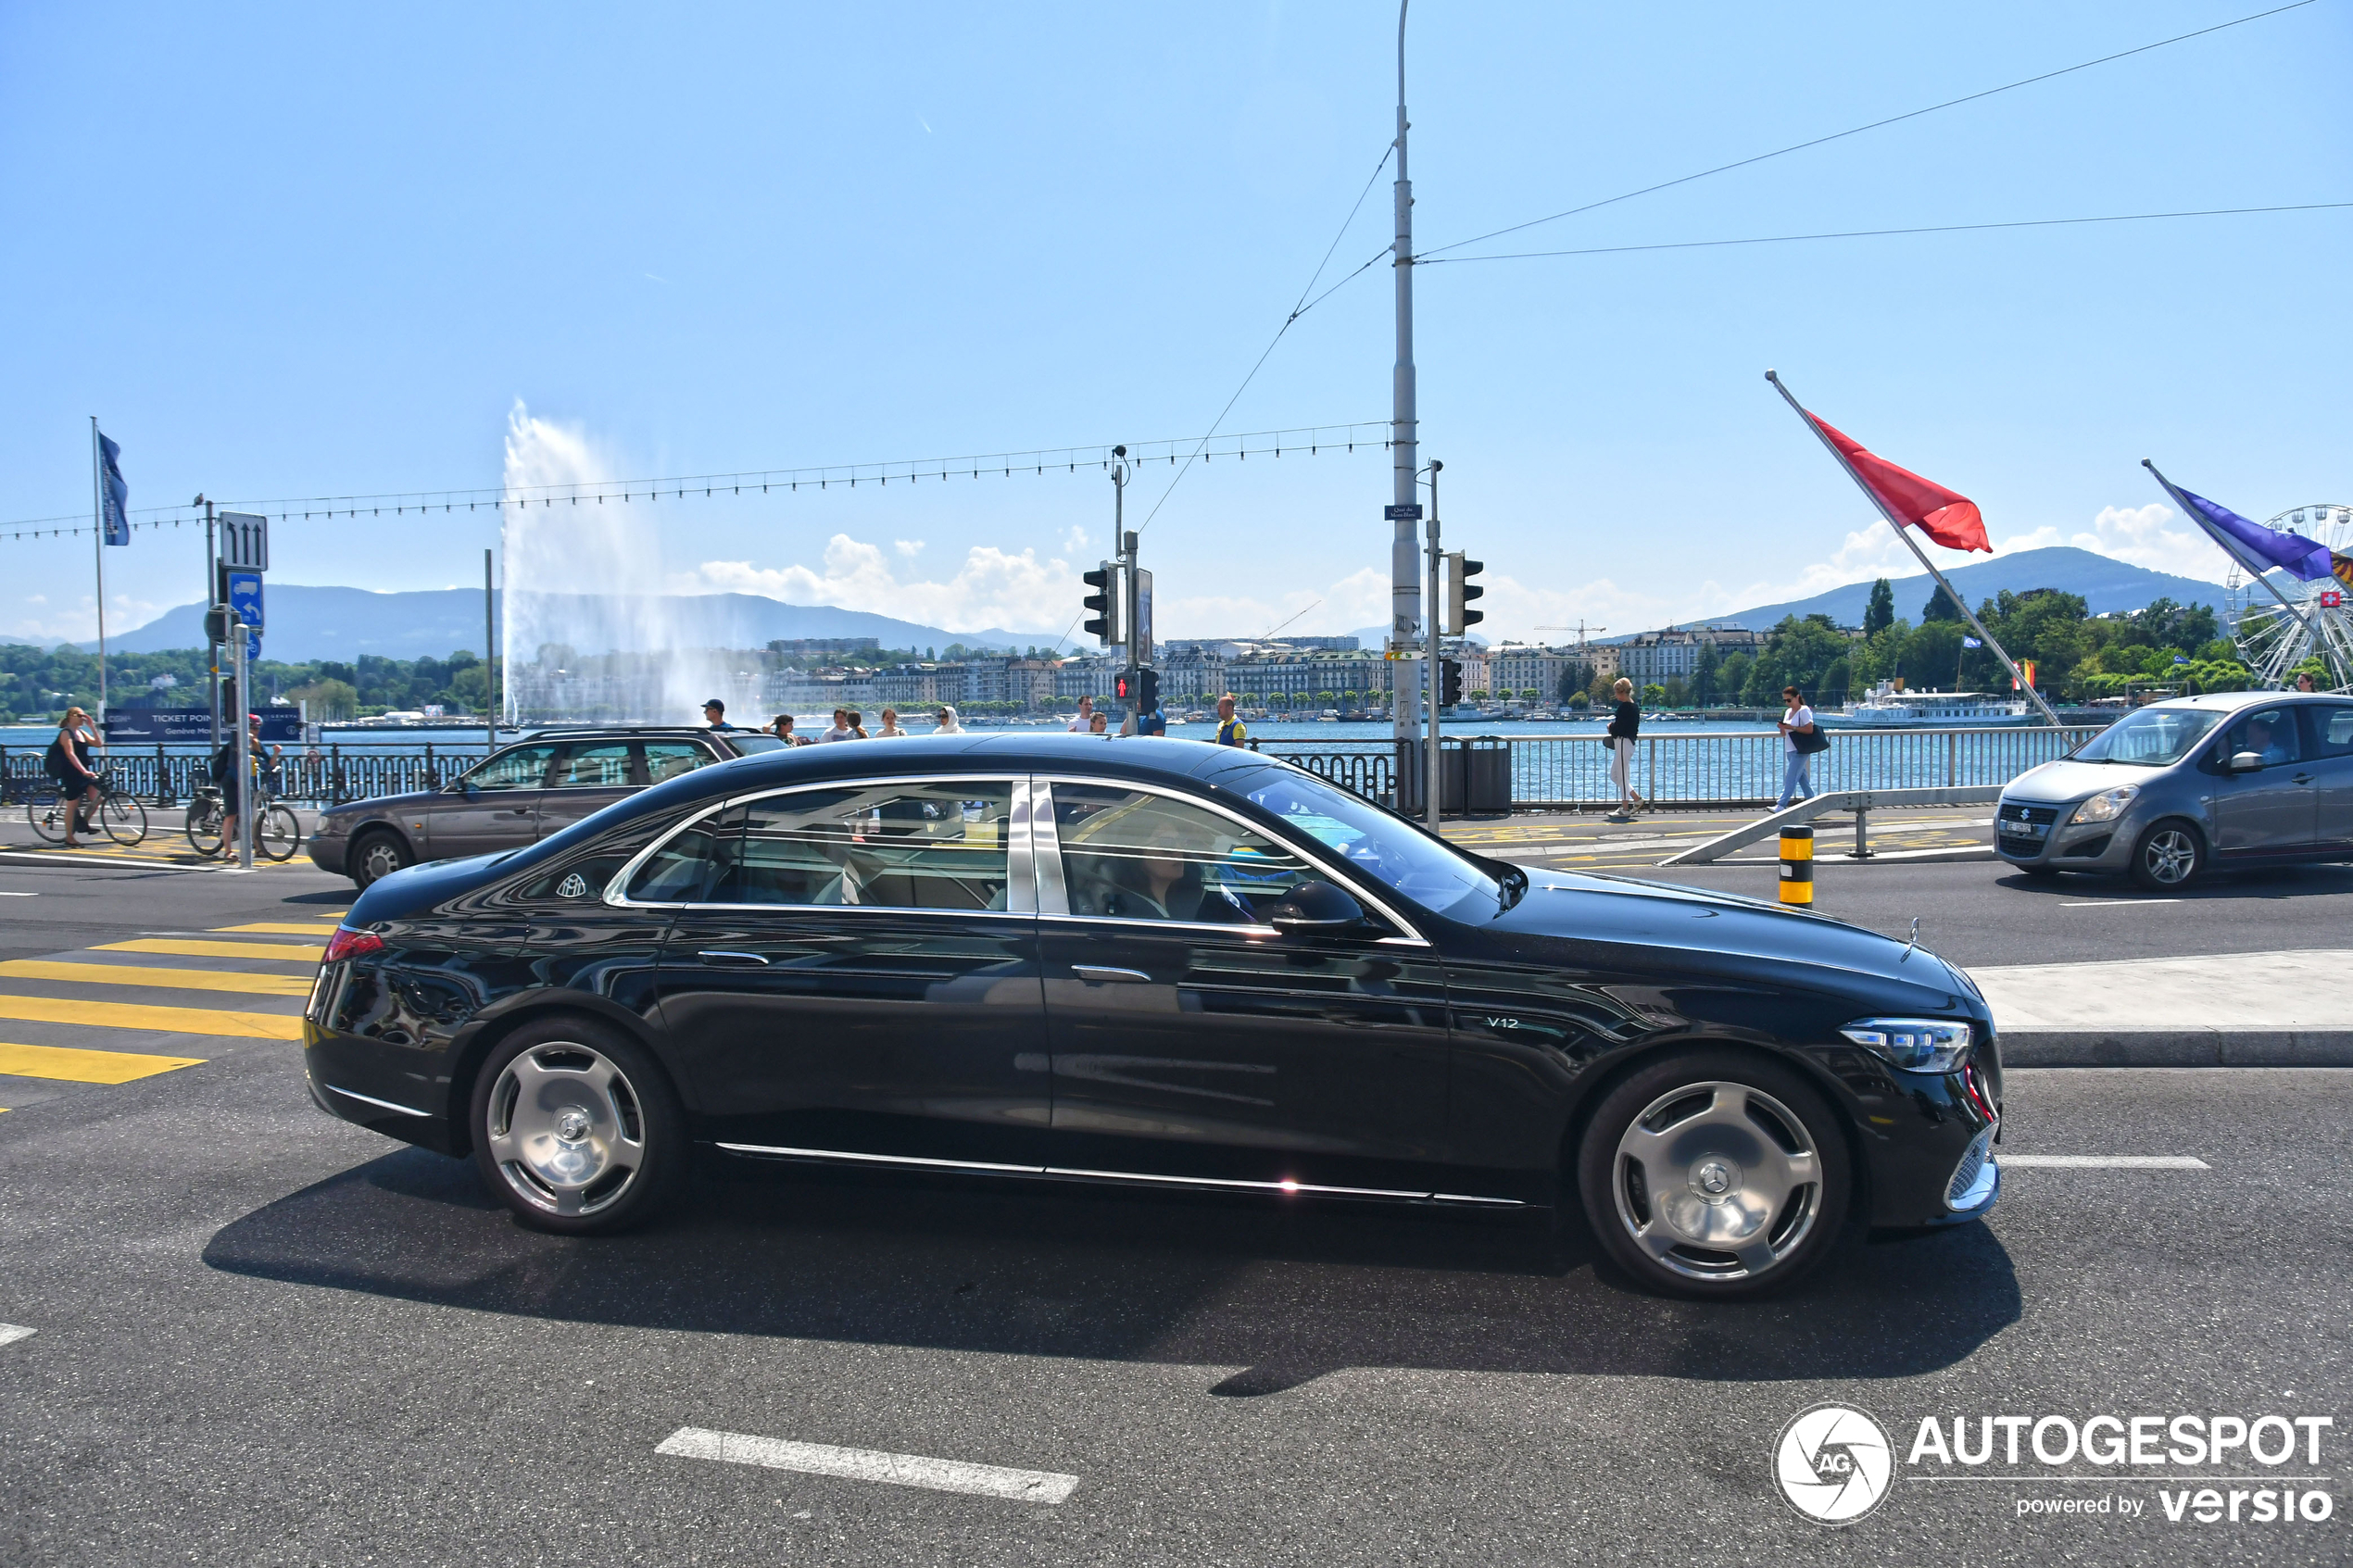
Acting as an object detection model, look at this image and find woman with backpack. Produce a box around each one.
[46,707,101,848]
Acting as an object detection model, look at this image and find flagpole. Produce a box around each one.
[89,418,107,722]
[1765,370,2065,727]
[2140,458,2321,676]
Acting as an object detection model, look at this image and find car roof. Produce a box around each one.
[514,726,732,741]
[2133,689,2340,714]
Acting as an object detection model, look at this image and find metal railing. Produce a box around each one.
[0,744,494,809]
[1254,726,2105,812]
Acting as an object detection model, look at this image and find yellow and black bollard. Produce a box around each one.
[1779,824,1814,907]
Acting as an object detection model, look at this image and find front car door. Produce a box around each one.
[427,743,558,859]
[643,774,1049,1167]
[2207,703,2317,858]
[1036,778,1453,1194]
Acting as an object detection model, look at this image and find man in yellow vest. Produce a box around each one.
[1214,694,1248,746]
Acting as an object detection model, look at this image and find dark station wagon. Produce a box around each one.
[307,726,786,888]
[301,733,2004,1299]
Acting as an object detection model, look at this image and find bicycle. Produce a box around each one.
[185,784,300,862]
[28,771,147,847]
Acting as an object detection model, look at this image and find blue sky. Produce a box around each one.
[2,1,2346,650]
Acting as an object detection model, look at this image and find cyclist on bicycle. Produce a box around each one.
[212,715,263,830]
[47,707,102,848]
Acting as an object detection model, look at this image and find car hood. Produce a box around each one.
[324,789,442,817]
[1468,866,1976,1010]
[2002,758,2143,803]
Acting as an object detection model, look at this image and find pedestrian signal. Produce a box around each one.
[1114,671,1132,700]
[1138,668,1160,713]
[1082,562,1121,646]
[1444,552,1485,635]
[1441,658,1464,709]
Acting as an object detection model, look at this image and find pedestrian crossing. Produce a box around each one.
[0,909,344,1114]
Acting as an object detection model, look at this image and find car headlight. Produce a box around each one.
[2069,784,2139,824]
[1840,1018,1973,1074]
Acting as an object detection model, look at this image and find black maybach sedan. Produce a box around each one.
[303,734,2002,1299]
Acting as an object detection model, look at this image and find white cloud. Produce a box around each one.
[684,534,1083,633]
[1991,502,2226,583]
[893,539,925,558]
[1062,525,1091,555]
[1,590,158,646]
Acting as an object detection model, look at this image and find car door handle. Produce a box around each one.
[1071,964,1152,985]
[2294,773,2315,784]
[697,950,770,967]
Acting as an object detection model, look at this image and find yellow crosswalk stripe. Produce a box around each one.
[0,995,302,1039]
[97,937,322,962]
[0,960,311,997]
[213,922,344,935]
[0,1040,206,1084]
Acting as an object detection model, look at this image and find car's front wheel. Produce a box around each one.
[469,1018,685,1235]
[2129,820,2203,892]
[1577,1049,1851,1299]
[348,829,413,889]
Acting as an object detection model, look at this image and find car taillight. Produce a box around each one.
[323,927,385,963]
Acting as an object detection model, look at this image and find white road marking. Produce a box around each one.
[2059,898,2180,907]
[656,1427,1079,1504]
[0,1323,36,1347]
[0,891,37,897]
[2000,1155,2208,1170]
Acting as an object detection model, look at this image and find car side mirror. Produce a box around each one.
[2228,751,2265,773]
[1267,880,1366,935]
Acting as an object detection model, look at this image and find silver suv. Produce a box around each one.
[1994,690,2353,890]
[308,726,785,888]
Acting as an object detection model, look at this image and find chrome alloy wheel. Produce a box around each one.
[1611,1081,1822,1282]
[2140,828,2197,885]
[483,1042,648,1218]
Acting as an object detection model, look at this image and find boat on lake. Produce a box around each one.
[1831,681,2033,727]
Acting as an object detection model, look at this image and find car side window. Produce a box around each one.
[550,742,634,789]
[1051,784,1314,925]
[624,807,746,902]
[2218,707,2302,766]
[642,742,713,784]
[714,782,1015,911]
[463,745,557,792]
[2303,704,2353,759]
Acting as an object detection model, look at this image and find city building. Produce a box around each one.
[1613,624,1766,690]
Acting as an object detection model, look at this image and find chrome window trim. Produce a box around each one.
[324,1085,433,1118]
[1006,778,1039,916]
[601,772,1027,914]
[1031,773,1428,945]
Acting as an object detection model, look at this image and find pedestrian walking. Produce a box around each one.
[47,706,101,848]
[701,697,737,731]
[875,707,908,737]
[820,709,855,743]
[2296,672,2318,693]
[1776,685,1818,810]
[1214,695,1248,746]
[1604,679,1641,822]
[1066,696,1095,733]
[933,705,964,734]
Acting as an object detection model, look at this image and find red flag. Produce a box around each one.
[1806,413,1991,554]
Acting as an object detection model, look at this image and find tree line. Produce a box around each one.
[0,645,493,724]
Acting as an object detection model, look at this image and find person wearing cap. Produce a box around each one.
[701,698,737,732]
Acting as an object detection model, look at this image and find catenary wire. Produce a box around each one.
[1416,0,2321,261]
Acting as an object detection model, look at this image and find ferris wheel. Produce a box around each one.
[2224,502,2353,692]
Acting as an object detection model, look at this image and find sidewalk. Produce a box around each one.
[1441,806,1993,871]
[1972,948,2353,1066]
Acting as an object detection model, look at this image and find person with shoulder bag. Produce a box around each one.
[1776,685,1827,809]
[1604,678,1642,822]
[47,707,102,848]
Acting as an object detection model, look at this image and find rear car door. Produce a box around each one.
[2300,702,2353,855]
[647,776,1049,1167]
[1036,780,1452,1192]
[2208,704,2317,858]
[428,744,558,859]
[534,740,654,839]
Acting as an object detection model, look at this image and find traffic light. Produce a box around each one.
[204,605,233,646]
[1441,658,1464,709]
[1138,668,1160,713]
[1444,552,1485,634]
[1082,561,1121,646]
[1114,671,1132,701]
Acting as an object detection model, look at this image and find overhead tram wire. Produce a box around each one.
[1417,201,2353,269]
[1416,0,2322,263]
[1132,142,1399,540]
[0,420,1390,543]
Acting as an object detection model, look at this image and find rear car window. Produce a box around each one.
[2307,704,2353,759]
[551,742,635,788]
[643,742,713,784]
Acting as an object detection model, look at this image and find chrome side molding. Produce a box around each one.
[324,1085,433,1118]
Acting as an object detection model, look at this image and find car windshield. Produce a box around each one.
[1230,763,1502,919]
[2070,707,2223,766]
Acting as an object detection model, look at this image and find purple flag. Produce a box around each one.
[2177,486,2331,582]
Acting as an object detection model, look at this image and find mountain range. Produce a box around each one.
[84,586,1073,662]
[1697,546,2228,633]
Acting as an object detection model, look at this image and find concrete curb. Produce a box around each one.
[2002,1030,2353,1068]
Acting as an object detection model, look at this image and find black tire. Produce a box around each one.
[348,829,413,889]
[256,804,301,862]
[101,793,147,847]
[27,795,68,845]
[468,1017,686,1236]
[2129,819,2203,892]
[184,801,226,857]
[1576,1047,1852,1300]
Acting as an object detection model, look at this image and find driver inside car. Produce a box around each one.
[1072,817,1257,924]
[2233,713,2298,767]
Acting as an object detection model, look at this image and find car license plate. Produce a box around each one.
[1999,820,2043,837]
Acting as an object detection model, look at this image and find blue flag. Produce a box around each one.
[1961,635,1982,648]
[97,432,130,546]
[2177,485,2329,582]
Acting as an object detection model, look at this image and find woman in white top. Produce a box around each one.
[1776,684,1818,809]
[875,707,909,737]
[933,706,964,734]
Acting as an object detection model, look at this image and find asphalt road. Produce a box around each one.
[0,836,2345,1564]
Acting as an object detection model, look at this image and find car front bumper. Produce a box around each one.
[306,827,350,874]
[1993,797,2141,871]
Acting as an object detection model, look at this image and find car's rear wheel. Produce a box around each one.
[2130,820,2203,892]
[469,1018,684,1236]
[1577,1049,1851,1299]
[349,830,412,889]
